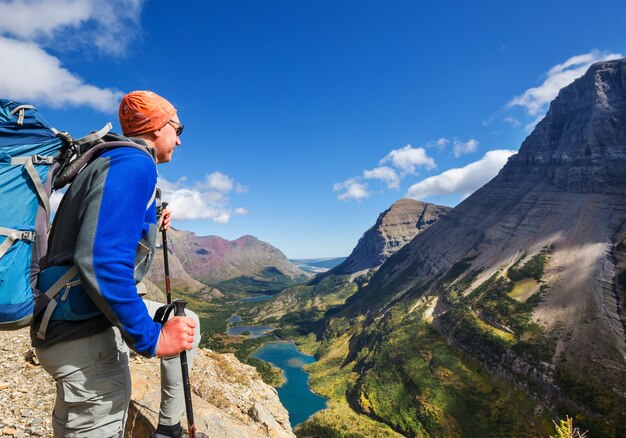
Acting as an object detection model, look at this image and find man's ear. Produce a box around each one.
[153,128,162,138]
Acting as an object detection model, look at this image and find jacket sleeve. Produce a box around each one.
[73,149,161,357]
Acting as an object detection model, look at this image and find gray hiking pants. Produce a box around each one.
[35,299,201,437]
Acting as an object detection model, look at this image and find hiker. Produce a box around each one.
[31,91,205,438]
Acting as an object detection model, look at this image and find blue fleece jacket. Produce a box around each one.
[32,139,162,357]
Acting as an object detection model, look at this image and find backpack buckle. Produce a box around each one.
[55,130,74,143]
[31,155,54,165]
[20,231,37,242]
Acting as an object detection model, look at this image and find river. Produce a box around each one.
[252,341,328,427]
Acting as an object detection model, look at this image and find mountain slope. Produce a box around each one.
[147,230,309,294]
[253,199,449,323]
[303,59,626,436]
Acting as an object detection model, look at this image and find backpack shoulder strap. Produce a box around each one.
[53,139,156,190]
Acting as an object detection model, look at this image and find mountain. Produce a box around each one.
[291,60,626,436]
[325,198,451,277]
[147,230,310,294]
[253,199,449,323]
[146,240,213,295]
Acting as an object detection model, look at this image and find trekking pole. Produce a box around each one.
[173,299,197,438]
[160,201,172,305]
[160,203,197,438]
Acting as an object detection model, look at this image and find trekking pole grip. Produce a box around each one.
[159,201,169,231]
[173,299,188,317]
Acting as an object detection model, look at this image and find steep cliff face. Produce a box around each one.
[147,230,309,294]
[358,60,626,344]
[314,60,626,436]
[328,199,450,276]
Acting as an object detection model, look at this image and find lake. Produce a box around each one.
[226,314,242,323]
[252,341,328,427]
[239,294,272,302]
[226,325,274,338]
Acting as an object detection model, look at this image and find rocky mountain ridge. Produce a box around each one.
[325,198,450,277]
[300,59,626,436]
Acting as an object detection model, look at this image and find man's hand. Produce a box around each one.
[161,207,172,231]
[156,316,196,357]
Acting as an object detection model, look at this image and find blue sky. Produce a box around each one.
[1,0,624,258]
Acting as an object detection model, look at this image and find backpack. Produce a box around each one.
[0,99,145,331]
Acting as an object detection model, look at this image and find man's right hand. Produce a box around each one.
[156,316,196,357]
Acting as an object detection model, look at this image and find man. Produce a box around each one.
[32,91,205,437]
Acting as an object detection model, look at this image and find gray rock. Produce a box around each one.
[328,198,450,276]
[0,329,294,438]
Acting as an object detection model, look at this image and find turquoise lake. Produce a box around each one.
[226,325,273,338]
[252,341,328,427]
[239,294,272,302]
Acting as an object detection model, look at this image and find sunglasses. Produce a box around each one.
[167,120,184,137]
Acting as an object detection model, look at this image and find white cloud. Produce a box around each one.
[406,149,517,200]
[236,183,249,193]
[503,117,521,127]
[333,178,370,202]
[363,166,400,189]
[380,144,436,174]
[158,172,246,223]
[0,36,123,112]
[200,171,234,193]
[437,138,449,148]
[0,0,93,40]
[452,138,478,157]
[0,0,145,112]
[0,0,145,56]
[427,137,450,149]
[508,50,623,116]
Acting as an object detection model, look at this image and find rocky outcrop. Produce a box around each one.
[147,230,309,293]
[327,198,450,276]
[126,349,293,437]
[0,329,294,438]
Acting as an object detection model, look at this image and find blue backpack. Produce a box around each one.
[0,100,113,330]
